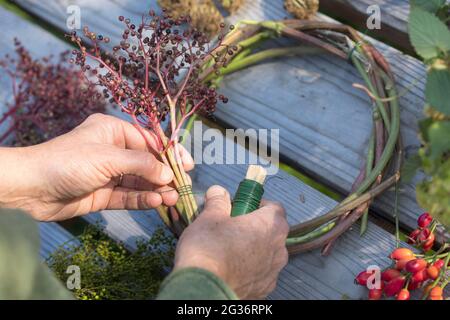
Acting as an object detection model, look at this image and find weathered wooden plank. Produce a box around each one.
[11,0,428,231]
[320,0,414,54]
[0,6,415,299]
[39,222,75,259]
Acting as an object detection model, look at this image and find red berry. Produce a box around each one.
[433,259,445,269]
[368,288,383,300]
[385,276,406,297]
[355,271,373,286]
[411,269,428,282]
[417,228,431,242]
[426,265,440,280]
[421,233,435,251]
[429,295,443,300]
[417,212,432,228]
[407,229,421,244]
[396,289,410,300]
[390,248,415,260]
[429,286,443,298]
[405,258,427,273]
[381,268,402,282]
[408,278,421,291]
[395,257,415,270]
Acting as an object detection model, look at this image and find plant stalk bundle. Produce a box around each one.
[198,19,403,255]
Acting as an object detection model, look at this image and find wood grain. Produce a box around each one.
[320,0,414,54]
[11,0,428,230]
[39,222,75,259]
[0,5,419,299]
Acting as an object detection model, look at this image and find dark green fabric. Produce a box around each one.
[0,209,73,299]
[0,208,236,300]
[157,267,238,300]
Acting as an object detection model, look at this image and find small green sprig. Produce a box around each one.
[46,225,175,300]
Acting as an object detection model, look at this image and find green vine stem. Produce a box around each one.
[360,128,375,236]
[199,19,403,254]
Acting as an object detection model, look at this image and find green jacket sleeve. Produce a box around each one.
[0,209,73,300]
[157,267,238,300]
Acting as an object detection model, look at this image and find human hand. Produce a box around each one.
[0,113,193,221]
[173,185,289,299]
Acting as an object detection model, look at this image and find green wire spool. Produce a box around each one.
[231,165,267,217]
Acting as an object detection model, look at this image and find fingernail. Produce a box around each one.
[160,165,173,182]
[206,185,226,199]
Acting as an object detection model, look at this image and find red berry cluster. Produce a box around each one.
[407,212,435,251]
[355,213,449,300]
[0,40,106,146]
[68,9,233,151]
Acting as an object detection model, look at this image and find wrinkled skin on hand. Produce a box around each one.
[0,113,194,221]
[174,185,289,299]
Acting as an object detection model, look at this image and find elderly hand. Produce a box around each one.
[0,113,193,221]
[173,185,289,299]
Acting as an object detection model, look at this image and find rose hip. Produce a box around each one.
[411,269,428,282]
[396,289,410,300]
[390,248,415,260]
[368,288,383,300]
[408,278,421,291]
[355,271,373,286]
[405,259,427,273]
[429,286,443,298]
[417,212,432,228]
[381,268,401,282]
[426,265,440,280]
[433,259,445,269]
[384,276,406,297]
[407,229,420,244]
[395,257,415,270]
[421,233,435,251]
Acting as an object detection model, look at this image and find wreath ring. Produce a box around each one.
[199,19,403,255]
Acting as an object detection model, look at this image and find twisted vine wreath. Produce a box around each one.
[72,12,403,256]
[199,19,403,255]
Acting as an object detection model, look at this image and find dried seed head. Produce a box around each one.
[284,0,319,19]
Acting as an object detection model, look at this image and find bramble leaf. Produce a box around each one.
[428,120,450,160]
[426,69,450,115]
[408,8,450,60]
[401,153,422,183]
[418,117,433,142]
[417,159,450,228]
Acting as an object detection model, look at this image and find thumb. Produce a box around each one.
[99,146,174,186]
[202,185,232,219]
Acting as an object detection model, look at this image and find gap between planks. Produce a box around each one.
[10,0,429,232]
[0,5,419,299]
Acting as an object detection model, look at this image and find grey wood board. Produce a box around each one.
[11,0,429,230]
[325,0,410,33]
[0,6,416,299]
[39,222,75,259]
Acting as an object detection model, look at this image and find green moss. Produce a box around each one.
[279,163,342,201]
[46,225,175,300]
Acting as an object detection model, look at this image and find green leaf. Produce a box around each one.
[418,117,433,142]
[428,120,450,159]
[417,159,450,228]
[408,8,450,60]
[426,69,450,115]
[401,153,422,183]
[410,0,446,13]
